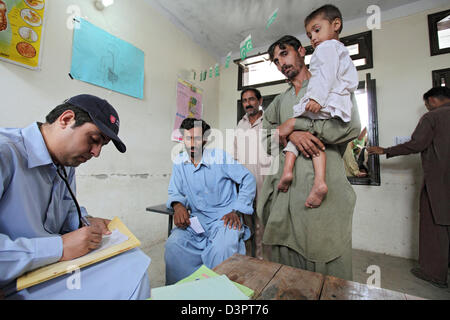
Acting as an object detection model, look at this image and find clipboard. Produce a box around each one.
[16,217,140,291]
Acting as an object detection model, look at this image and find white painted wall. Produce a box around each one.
[0,0,221,251]
[217,4,450,259]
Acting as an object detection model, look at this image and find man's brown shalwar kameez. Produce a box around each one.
[385,103,450,284]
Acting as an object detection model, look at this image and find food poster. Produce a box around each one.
[0,0,45,69]
[172,78,203,142]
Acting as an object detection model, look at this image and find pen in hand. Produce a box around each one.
[81,216,91,227]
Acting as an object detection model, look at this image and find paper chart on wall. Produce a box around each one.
[0,0,46,70]
[172,78,203,142]
[70,18,145,99]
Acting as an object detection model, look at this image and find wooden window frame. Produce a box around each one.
[432,67,450,87]
[428,9,450,56]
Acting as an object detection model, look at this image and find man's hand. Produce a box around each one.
[288,131,325,158]
[356,171,368,177]
[60,225,103,261]
[86,217,111,235]
[276,118,296,147]
[221,211,242,230]
[305,99,322,113]
[367,146,386,155]
[173,202,190,229]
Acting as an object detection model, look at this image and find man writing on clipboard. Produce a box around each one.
[0,94,151,299]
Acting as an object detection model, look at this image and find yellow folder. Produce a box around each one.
[16,217,140,291]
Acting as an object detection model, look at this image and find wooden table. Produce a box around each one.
[213,254,425,300]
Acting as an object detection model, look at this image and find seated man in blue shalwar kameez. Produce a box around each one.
[165,118,256,285]
[0,95,151,299]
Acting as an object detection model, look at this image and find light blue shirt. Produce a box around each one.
[164,148,256,284]
[0,123,151,299]
[167,148,256,227]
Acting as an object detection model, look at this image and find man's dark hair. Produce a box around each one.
[241,88,262,101]
[305,4,344,34]
[423,86,450,101]
[179,118,211,138]
[268,35,302,62]
[45,103,93,128]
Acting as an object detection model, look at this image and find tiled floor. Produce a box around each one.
[142,242,450,300]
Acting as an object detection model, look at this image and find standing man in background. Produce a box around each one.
[368,86,450,288]
[235,88,272,260]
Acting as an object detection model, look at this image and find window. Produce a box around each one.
[236,31,373,90]
[304,31,373,71]
[432,68,450,87]
[428,9,450,56]
[236,54,287,90]
[346,73,380,186]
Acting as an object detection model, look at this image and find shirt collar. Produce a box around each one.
[181,149,211,169]
[21,122,54,169]
[181,148,217,170]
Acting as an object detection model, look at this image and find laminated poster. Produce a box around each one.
[71,18,145,99]
[172,78,203,142]
[0,0,46,70]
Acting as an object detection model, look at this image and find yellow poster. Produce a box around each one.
[0,0,45,69]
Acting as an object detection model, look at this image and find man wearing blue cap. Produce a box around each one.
[0,94,151,299]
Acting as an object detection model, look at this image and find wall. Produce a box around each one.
[217,4,450,259]
[0,0,221,251]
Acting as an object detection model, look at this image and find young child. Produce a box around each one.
[278,4,358,208]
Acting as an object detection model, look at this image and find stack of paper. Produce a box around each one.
[150,265,254,300]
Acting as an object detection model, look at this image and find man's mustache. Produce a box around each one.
[281,65,293,74]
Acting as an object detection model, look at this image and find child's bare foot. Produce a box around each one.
[277,172,293,193]
[305,181,328,208]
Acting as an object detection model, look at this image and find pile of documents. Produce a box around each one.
[150,265,254,300]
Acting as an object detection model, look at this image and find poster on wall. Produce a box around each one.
[70,18,145,100]
[171,78,203,142]
[0,0,46,70]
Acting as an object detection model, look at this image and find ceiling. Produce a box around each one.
[144,0,428,60]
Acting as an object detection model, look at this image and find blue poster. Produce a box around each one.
[70,18,144,99]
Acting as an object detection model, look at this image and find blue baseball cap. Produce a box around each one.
[66,94,126,153]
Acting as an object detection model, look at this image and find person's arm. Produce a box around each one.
[0,145,63,287]
[368,115,434,158]
[271,91,358,159]
[292,94,361,146]
[167,162,190,228]
[219,151,256,230]
[262,94,283,156]
[221,151,256,215]
[0,233,64,288]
